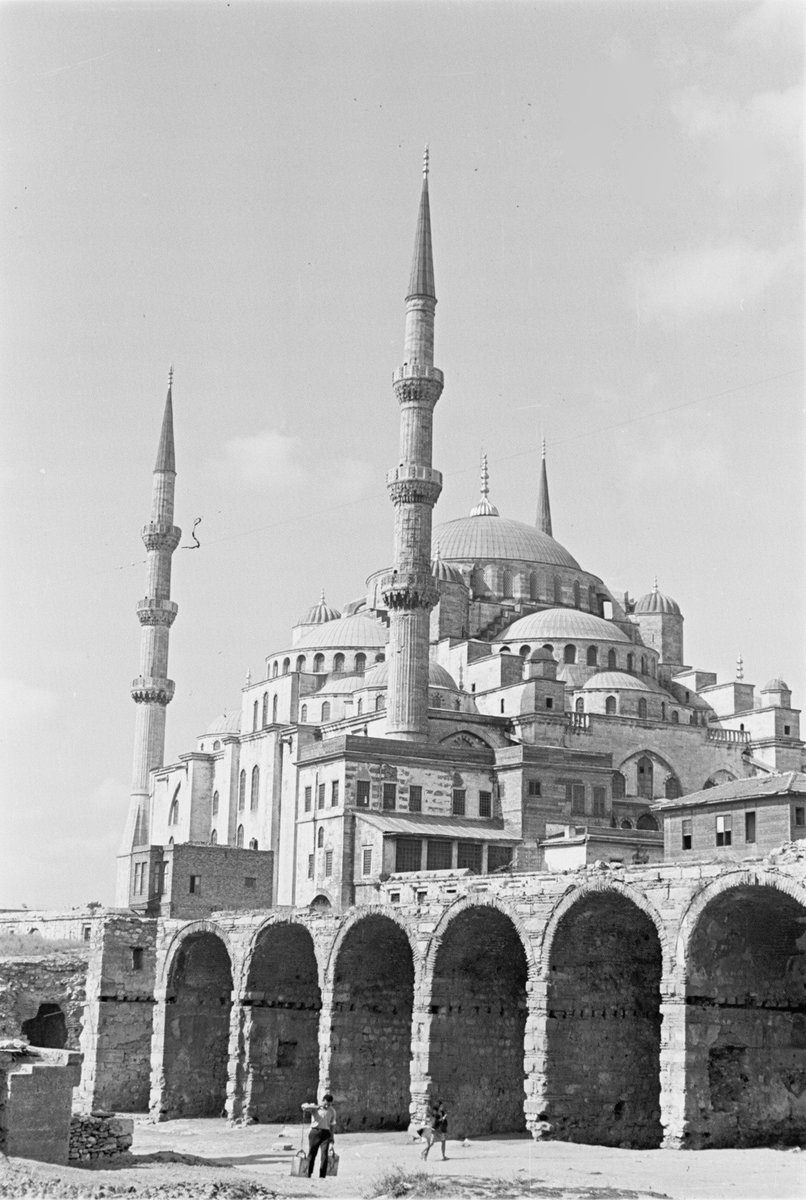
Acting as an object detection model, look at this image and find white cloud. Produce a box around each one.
[729,1,804,47]
[0,679,58,725]
[220,429,307,490]
[629,239,793,322]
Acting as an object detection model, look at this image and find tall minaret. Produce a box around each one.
[115,372,181,905]
[536,437,553,537]
[382,150,443,741]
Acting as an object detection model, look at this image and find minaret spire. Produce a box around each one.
[116,372,182,906]
[536,437,553,537]
[382,154,444,740]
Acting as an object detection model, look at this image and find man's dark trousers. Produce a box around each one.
[307,1128,331,1178]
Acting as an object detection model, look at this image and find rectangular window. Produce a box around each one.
[567,782,585,814]
[317,783,326,809]
[82,925,91,942]
[307,853,314,879]
[681,818,692,851]
[452,788,466,816]
[395,837,422,873]
[716,814,732,847]
[325,850,333,876]
[356,780,370,808]
[794,806,805,827]
[592,786,606,817]
[457,842,482,873]
[131,947,144,971]
[304,786,312,813]
[331,780,340,807]
[244,876,256,889]
[545,697,553,709]
[784,725,791,736]
[427,840,452,870]
[408,785,422,813]
[488,845,513,873]
[153,862,166,896]
[527,780,541,797]
[189,874,201,894]
[383,783,397,811]
[478,790,492,818]
[745,811,756,844]
[362,847,372,876]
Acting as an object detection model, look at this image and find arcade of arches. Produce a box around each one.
[139,864,806,1148]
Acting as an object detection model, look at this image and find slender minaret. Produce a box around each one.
[115,372,181,905]
[382,149,443,740]
[536,437,553,536]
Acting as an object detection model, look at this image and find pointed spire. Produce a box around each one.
[407,146,435,300]
[470,451,499,517]
[536,437,553,537]
[155,368,176,474]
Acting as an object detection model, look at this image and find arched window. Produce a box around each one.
[542,643,554,653]
[249,837,259,850]
[620,819,632,830]
[586,646,598,667]
[321,702,331,722]
[272,694,278,722]
[250,766,260,810]
[563,644,576,664]
[300,704,308,723]
[520,644,531,658]
[500,646,511,655]
[210,829,218,844]
[261,693,268,727]
[636,755,653,799]
[357,699,363,716]
[502,569,513,598]
[432,693,443,708]
[283,657,291,674]
[236,824,244,847]
[553,576,562,604]
[168,787,180,826]
[238,771,246,811]
[573,581,581,607]
[671,710,679,724]
[575,698,584,713]
[605,695,617,715]
[213,740,221,750]
[252,700,259,731]
[588,585,597,612]
[355,652,366,673]
[612,770,626,798]
[313,653,325,673]
[661,702,666,720]
[211,790,219,816]
[607,649,617,670]
[689,712,696,725]
[272,661,279,678]
[296,655,306,672]
[641,655,647,675]
[334,653,345,672]
[665,775,682,799]
[650,659,656,677]
[375,694,384,711]
[530,572,539,600]
[317,827,324,848]
[627,652,634,672]
[637,698,648,719]
[637,813,658,831]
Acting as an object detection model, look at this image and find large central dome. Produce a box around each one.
[433,514,580,569]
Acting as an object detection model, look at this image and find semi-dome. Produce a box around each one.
[501,608,632,643]
[293,612,388,650]
[204,710,242,735]
[433,514,580,570]
[296,589,341,626]
[762,677,790,692]
[363,660,459,691]
[431,545,464,585]
[634,581,681,616]
[581,671,664,693]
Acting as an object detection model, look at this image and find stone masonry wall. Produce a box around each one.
[68,1112,133,1162]
[0,955,88,1049]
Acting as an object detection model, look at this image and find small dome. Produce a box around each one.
[581,671,663,693]
[296,589,341,626]
[363,660,459,691]
[431,546,464,585]
[293,612,388,650]
[528,647,556,662]
[634,581,681,616]
[502,608,632,643]
[762,677,790,693]
[318,674,367,695]
[204,710,242,735]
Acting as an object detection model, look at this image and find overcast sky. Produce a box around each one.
[1,1,802,909]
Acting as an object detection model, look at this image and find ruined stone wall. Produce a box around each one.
[68,1112,133,1162]
[0,955,87,1049]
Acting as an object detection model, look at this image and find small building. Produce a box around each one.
[653,772,806,862]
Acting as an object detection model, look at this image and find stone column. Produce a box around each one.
[659,986,703,1148]
[225,993,252,1123]
[409,999,435,1128]
[523,978,551,1138]
[148,987,169,1121]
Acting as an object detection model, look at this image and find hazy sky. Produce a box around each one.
[1,1,802,909]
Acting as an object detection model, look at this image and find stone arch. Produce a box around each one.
[539,880,667,1148]
[675,870,806,1147]
[538,879,670,979]
[240,918,322,1122]
[424,896,537,1136]
[326,910,417,1130]
[438,729,495,750]
[160,919,237,991]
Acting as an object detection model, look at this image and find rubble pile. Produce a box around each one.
[68,1111,133,1162]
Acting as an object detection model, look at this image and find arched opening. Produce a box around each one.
[637,698,648,720]
[605,695,617,716]
[553,577,562,604]
[283,657,290,674]
[519,644,531,658]
[430,907,528,1135]
[375,694,384,711]
[261,693,268,727]
[357,699,363,716]
[355,652,366,673]
[546,892,662,1147]
[573,581,581,607]
[168,787,180,826]
[636,813,658,831]
[627,652,634,672]
[575,698,584,713]
[620,819,633,830]
[321,701,331,722]
[563,644,576,664]
[296,655,306,672]
[587,646,598,667]
[636,755,653,799]
[499,646,511,655]
[250,766,260,811]
[243,924,321,1121]
[252,700,258,731]
[530,572,539,600]
[686,885,806,1147]
[238,771,246,812]
[313,653,325,673]
[210,829,218,844]
[300,704,308,722]
[502,569,513,598]
[334,653,345,672]
[249,837,258,850]
[22,1003,67,1049]
[272,661,279,678]
[612,770,626,798]
[163,932,233,1117]
[330,916,414,1129]
[375,652,385,663]
[665,775,682,799]
[236,824,244,847]
[607,649,617,670]
[272,694,278,723]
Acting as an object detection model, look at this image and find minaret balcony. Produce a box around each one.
[393,363,443,385]
[386,464,443,507]
[136,597,179,627]
[379,569,439,612]
[141,522,182,552]
[131,676,175,705]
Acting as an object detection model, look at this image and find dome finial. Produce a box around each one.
[652,575,659,594]
[434,540,441,561]
[244,666,252,688]
[320,587,326,603]
[541,436,546,460]
[736,652,744,681]
[480,450,489,499]
[423,144,429,178]
[470,450,499,517]
[168,364,174,389]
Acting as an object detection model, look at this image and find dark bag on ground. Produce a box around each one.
[326,1146,340,1176]
[290,1150,308,1177]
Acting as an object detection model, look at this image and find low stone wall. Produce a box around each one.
[68,1112,134,1162]
[0,954,88,1049]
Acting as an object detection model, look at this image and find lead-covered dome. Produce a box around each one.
[433,514,580,569]
[634,582,681,616]
[296,589,341,626]
[293,612,388,650]
[762,677,790,692]
[363,660,459,690]
[501,608,632,643]
[581,671,664,693]
[204,710,242,735]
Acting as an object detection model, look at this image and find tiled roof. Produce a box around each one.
[653,771,806,811]
[357,812,518,842]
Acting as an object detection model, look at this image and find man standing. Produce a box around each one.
[302,1093,337,1178]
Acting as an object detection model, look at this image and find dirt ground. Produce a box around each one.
[1,1117,803,1200]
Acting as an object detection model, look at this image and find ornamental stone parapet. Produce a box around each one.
[141,522,182,552]
[130,676,175,706]
[380,570,439,612]
[386,464,443,507]
[393,374,443,408]
[136,598,179,627]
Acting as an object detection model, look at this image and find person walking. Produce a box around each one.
[420,1100,448,1161]
[302,1093,337,1178]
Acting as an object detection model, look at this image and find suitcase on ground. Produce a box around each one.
[290,1150,308,1177]
[326,1147,340,1177]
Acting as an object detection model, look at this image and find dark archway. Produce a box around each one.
[163,932,233,1118]
[330,916,414,1129]
[546,892,662,1147]
[22,1003,67,1049]
[686,884,806,1147]
[430,907,528,1136]
[244,923,321,1122]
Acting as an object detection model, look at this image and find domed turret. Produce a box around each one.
[296,589,341,626]
[761,677,792,707]
[631,579,685,670]
[634,579,681,616]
